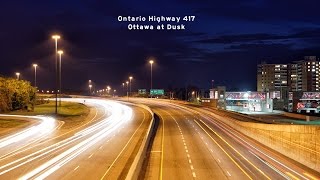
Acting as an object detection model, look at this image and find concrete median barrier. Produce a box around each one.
[125,104,155,180]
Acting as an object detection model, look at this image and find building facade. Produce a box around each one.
[257,56,320,92]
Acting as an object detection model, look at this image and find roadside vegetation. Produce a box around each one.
[0,76,36,112]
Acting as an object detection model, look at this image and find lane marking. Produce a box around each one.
[194,120,253,180]
[100,107,148,180]
[286,172,300,180]
[88,154,93,159]
[303,173,318,180]
[227,171,231,176]
[198,119,271,180]
[74,166,79,171]
[192,172,196,177]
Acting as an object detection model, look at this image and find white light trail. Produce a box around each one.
[17,98,133,179]
[0,115,56,149]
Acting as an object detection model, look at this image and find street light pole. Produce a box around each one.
[122,82,125,96]
[149,60,154,98]
[58,50,63,106]
[129,76,133,97]
[126,81,129,101]
[52,34,60,114]
[89,84,92,95]
[15,72,20,80]
[33,64,38,87]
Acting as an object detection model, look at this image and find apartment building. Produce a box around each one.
[257,56,320,92]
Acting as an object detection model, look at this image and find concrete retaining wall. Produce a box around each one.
[283,112,320,121]
[208,111,320,172]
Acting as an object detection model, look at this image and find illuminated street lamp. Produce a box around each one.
[126,81,129,100]
[52,34,61,114]
[122,82,125,95]
[149,60,154,97]
[58,50,63,106]
[33,64,38,87]
[129,76,133,96]
[15,72,20,80]
[89,84,92,95]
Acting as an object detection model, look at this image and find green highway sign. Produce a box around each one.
[150,89,164,95]
[138,89,147,94]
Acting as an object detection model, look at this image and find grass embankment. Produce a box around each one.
[0,119,28,128]
[9,101,90,129]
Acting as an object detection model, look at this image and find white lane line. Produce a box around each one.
[192,172,196,177]
[190,165,194,170]
[187,154,190,158]
[88,154,93,159]
[186,150,189,153]
[217,159,221,163]
[74,166,79,171]
[227,171,231,176]
[189,159,192,164]
[99,146,103,150]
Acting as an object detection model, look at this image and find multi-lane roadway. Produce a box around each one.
[0,97,319,180]
[0,98,152,179]
[129,98,320,180]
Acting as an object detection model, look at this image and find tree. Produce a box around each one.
[0,76,36,112]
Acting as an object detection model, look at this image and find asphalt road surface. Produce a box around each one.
[0,98,152,179]
[130,98,320,180]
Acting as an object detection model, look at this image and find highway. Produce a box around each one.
[0,98,152,179]
[129,98,320,180]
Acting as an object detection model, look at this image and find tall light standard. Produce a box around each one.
[89,84,92,95]
[126,81,129,100]
[88,80,92,94]
[52,34,60,114]
[149,60,154,97]
[211,80,214,89]
[129,76,133,97]
[15,72,20,80]
[122,82,125,96]
[33,64,38,87]
[58,50,63,106]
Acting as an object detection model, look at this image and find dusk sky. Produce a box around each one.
[1,0,320,91]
